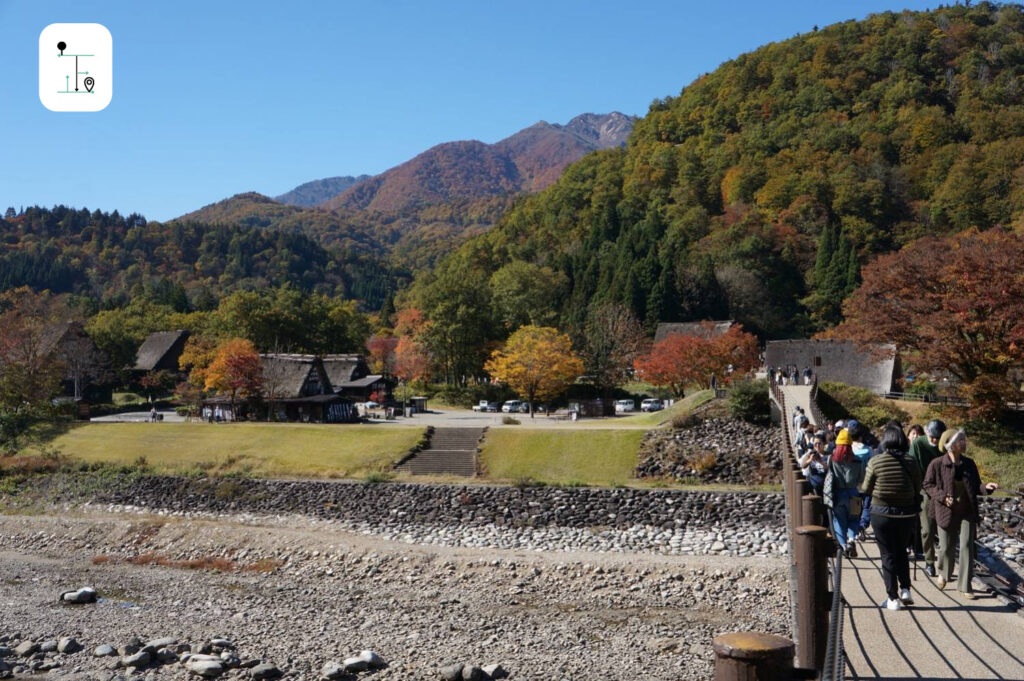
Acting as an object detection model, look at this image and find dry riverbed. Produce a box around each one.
[0,511,790,681]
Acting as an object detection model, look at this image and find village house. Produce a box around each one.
[132,330,191,375]
[40,321,113,405]
[321,353,389,403]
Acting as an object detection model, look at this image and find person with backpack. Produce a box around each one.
[860,424,922,611]
[922,430,999,599]
[823,428,865,558]
[848,420,876,539]
[909,419,947,577]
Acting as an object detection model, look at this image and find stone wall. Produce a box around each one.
[765,339,898,394]
[72,474,786,530]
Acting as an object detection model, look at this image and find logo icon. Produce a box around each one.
[39,23,112,112]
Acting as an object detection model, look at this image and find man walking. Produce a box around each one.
[910,419,947,577]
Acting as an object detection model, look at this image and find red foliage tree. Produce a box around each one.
[634,324,760,396]
[828,228,1024,418]
[365,335,399,378]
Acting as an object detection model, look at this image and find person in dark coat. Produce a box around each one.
[922,430,999,598]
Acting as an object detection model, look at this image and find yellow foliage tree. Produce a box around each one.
[484,326,583,417]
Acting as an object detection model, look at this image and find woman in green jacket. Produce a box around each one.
[860,424,922,611]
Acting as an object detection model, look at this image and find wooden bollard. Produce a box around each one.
[794,478,810,528]
[795,525,829,673]
[790,471,805,530]
[712,631,795,681]
[802,494,824,530]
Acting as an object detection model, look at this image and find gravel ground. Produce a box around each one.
[0,511,791,681]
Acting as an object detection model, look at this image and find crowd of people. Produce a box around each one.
[792,406,1000,611]
[770,365,814,385]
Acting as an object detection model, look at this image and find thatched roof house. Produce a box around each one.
[133,330,190,372]
[654,320,736,343]
[40,321,112,402]
[322,354,387,401]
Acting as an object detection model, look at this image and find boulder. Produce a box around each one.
[250,663,282,680]
[320,662,351,680]
[144,638,178,651]
[121,651,151,668]
[358,650,386,669]
[462,665,484,681]
[40,640,59,653]
[60,587,98,604]
[439,664,464,681]
[482,664,508,679]
[342,657,368,673]
[186,659,225,678]
[14,642,39,658]
[94,645,117,657]
[58,638,83,654]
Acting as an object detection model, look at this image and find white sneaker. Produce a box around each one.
[882,598,904,611]
[899,588,914,605]
[936,577,947,590]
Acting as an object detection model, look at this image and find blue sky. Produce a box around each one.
[0,1,939,221]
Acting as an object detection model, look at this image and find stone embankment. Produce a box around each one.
[21,473,789,558]
[635,418,784,485]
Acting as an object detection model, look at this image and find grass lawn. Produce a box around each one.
[479,429,647,486]
[41,423,425,478]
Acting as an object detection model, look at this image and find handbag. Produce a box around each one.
[822,464,835,508]
[848,494,864,516]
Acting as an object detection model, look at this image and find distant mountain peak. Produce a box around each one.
[275,175,372,207]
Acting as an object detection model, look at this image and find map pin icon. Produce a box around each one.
[84,77,95,93]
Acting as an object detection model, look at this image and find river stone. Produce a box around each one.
[187,660,224,678]
[358,650,386,669]
[462,665,484,681]
[342,657,368,673]
[439,664,463,681]
[14,642,38,658]
[94,645,117,657]
[39,640,58,653]
[320,662,348,680]
[482,664,508,679]
[61,587,98,604]
[58,638,83,654]
[250,663,282,680]
[122,652,151,668]
[145,638,178,651]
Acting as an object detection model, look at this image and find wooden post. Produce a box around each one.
[712,631,795,681]
[802,494,824,530]
[794,478,810,528]
[794,525,829,673]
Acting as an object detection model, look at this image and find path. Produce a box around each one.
[779,385,817,427]
[842,539,1024,680]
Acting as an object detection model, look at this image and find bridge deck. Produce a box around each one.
[779,384,817,427]
[842,539,1024,680]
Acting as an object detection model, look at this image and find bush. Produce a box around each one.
[363,471,394,484]
[818,381,910,428]
[670,412,701,429]
[502,416,521,425]
[728,379,771,424]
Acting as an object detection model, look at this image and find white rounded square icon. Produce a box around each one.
[39,23,112,112]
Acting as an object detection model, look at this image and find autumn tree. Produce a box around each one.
[580,303,648,396]
[393,336,431,405]
[829,228,1024,418]
[484,326,584,417]
[366,335,399,379]
[634,324,760,396]
[204,338,262,416]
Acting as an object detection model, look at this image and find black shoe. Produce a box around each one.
[914,552,925,561]
[925,564,937,578]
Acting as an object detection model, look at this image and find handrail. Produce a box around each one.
[821,548,846,681]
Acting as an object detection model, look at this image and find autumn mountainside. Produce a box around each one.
[322,112,635,213]
[422,3,1024,340]
[275,175,372,207]
[0,205,400,310]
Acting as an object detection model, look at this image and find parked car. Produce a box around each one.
[501,400,523,413]
[483,402,499,412]
[472,400,489,412]
[363,401,380,409]
[614,399,635,413]
[515,402,545,414]
[640,398,664,412]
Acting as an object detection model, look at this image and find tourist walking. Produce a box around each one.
[849,420,875,539]
[823,428,864,557]
[860,424,922,611]
[922,430,999,598]
[799,432,830,496]
[909,419,947,577]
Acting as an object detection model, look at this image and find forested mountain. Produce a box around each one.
[0,206,401,310]
[275,175,372,207]
[322,113,634,213]
[420,3,1024,339]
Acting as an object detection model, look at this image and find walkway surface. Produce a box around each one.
[395,426,483,476]
[779,385,818,427]
[842,538,1024,680]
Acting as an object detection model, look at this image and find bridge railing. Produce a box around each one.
[715,380,840,680]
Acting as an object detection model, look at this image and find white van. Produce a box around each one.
[614,399,635,413]
[501,400,523,413]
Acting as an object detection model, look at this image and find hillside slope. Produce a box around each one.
[428,3,1024,338]
[275,175,372,207]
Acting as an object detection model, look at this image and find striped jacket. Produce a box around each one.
[860,449,922,515]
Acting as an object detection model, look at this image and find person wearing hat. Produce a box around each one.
[922,430,999,598]
[823,428,865,557]
[910,419,947,577]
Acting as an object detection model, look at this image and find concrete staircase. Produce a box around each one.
[395,427,484,476]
